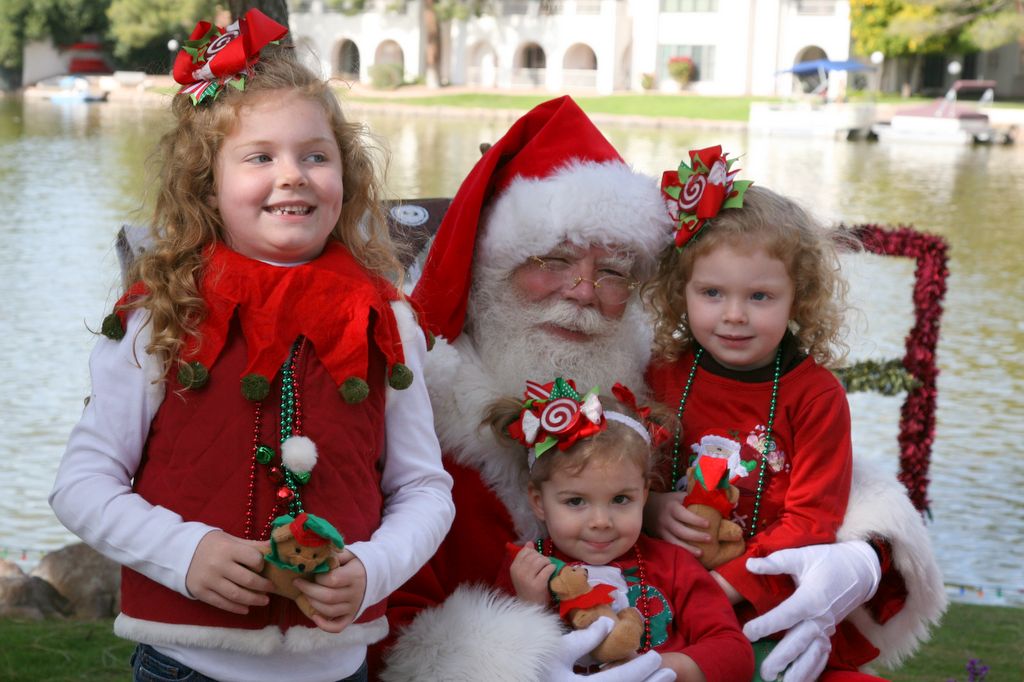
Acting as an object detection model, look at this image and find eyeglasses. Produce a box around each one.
[526,255,639,306]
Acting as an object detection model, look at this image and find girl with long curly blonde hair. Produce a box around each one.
[51,14,452,682]
[641,149,869,679]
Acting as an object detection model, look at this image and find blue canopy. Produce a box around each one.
[779,59,873,75]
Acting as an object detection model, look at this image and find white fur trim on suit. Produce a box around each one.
[479,160,671,277]
[424,335,546,540]
[113,614,388,654]
[380,584,564,682]
[838,458,948,668]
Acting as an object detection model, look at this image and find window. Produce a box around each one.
[661,0,719,12]
[795,0,836,15]
[658,45,715,82]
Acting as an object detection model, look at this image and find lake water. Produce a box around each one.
[1,95,1022,606]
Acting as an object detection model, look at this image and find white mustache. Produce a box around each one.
[535,300,612,336]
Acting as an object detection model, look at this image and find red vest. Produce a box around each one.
[121,319,388,632]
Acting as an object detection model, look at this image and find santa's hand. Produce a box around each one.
[743,541,881,681]
[544,617,675,682]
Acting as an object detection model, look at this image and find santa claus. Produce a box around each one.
[376,97,945,682]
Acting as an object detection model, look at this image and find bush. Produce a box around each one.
[368,62,403,90]
[668,56,694,89]
[640,72,656,91]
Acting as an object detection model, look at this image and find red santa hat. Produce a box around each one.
[411,95,671,342]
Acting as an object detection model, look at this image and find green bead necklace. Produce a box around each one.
[245,339,309,539]
[670,345,783,537]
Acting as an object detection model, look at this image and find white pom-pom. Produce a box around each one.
[281,436,317,473]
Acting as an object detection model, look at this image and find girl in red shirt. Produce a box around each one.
[644,147,886,680]
[488,378,754,682]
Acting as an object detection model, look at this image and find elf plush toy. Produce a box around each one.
[262,512,345,618]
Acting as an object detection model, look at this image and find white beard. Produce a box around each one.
[467,264,653,398]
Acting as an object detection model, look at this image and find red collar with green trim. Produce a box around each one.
[114,242,416,394]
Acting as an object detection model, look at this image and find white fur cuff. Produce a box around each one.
[381,585,564,682]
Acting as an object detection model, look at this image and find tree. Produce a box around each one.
[0,0,112,71]
[227,0,290,26]
[851,0,1024,93]
[106,0,291,70]
[851,0,1024,56]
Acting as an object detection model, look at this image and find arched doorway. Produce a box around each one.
[336,39,360,79]
[513,42,546,87]
[562,43,597,89]
[468,41,498,87]
[791,45,828,94]
[372,40,405,89]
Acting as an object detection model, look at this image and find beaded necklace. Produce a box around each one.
[669,345,783,537]
[245,339,309,539]
[536,538,653,652]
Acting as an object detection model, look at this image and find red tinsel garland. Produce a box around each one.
[844,224,950,515]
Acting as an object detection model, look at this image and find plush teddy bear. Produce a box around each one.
[261,512,345,619]
[548,564,644,664]
[683,456,745,570]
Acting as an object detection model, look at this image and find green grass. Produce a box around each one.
[0,603,1019,681]
[341,91,777,121]
[877,603,1023,682]
[0,617,135,681]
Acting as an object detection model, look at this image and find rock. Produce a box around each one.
[0,575,72,620]
[0,559,25,578]
[31,543,120,619]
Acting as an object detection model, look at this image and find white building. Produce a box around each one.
[289,0,1023,98]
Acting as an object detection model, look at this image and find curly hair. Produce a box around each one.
[482,391,677,488]
[121,46,404,377]
[644,185,852,368]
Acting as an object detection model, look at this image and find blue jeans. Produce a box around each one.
[131,644,368,682]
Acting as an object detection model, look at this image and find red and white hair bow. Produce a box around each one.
[173,8,288,105]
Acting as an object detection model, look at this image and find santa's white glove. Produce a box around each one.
[742,541,882,682]
[544,617,676,682]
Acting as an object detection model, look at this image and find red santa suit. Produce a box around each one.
[376,96,946,681]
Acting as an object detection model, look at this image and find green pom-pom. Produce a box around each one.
[177,361,209,390]
[340,377,370,404]
[101,313,125,341]
[389,363,413,390]
[241,374,270,401]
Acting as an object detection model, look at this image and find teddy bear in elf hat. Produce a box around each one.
[506,543,643,665]
[261,512,345,619]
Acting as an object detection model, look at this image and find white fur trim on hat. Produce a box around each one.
[479,160,671,276]
[699,433,741,455]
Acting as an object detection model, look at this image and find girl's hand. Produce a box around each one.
[510,545,556,605]
[296,549,367,633]
[185,530,273,614]
[643,491,711,553]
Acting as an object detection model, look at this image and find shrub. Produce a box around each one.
[368,62,404,90]
[640,72,656,91]
[668,56,694,89]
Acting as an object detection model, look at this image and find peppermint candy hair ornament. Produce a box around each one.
[173,8,288,105]
[661,145,752,249]
[508,378,605,468]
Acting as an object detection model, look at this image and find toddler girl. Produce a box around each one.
[645,146,882,678]
[489,378,753,682]
[50,11,453,682]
